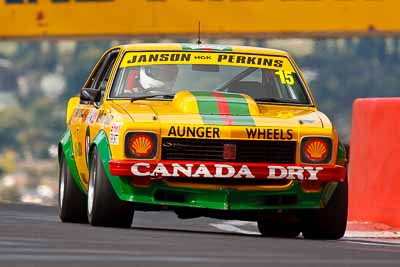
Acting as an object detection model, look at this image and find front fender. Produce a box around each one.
[66,97,80,125]
[336,140,348,167]
[89,130,134,201]
[58,129,87,194]
[322,139,348,207]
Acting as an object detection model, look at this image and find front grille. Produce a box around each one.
[161,138,296,163]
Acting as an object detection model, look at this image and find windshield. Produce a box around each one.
[109,51,311,105]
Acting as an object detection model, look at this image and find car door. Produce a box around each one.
[70,49,119,187]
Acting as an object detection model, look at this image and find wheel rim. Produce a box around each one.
[59,161,65,209]
[88,156,96,216]
[85,133,90,164]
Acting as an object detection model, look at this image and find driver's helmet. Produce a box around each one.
[138,64,178,92]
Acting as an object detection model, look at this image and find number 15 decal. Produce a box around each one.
[275,70,294,85]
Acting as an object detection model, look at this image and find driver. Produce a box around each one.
[125,64,178,95]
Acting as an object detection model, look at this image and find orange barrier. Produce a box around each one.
[348,98,400,228]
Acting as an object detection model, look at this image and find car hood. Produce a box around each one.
[111,91,328,141]
[114,91,324,126]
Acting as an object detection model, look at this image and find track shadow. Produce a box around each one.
[131,225,257,237]
[130,225,305,241]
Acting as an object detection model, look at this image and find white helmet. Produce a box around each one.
[139,64,178,91]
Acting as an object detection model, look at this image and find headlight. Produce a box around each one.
[301,137,332,164]
[125,132,157,159]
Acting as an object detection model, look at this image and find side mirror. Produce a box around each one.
[80,88,101,104]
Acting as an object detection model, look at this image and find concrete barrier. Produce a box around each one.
[348,98,400,227]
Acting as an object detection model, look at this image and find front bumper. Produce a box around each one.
[105,160,345,210]
[109,160,346,182]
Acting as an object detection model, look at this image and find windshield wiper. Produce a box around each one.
[254,97,299,104]
[130,94,175,102]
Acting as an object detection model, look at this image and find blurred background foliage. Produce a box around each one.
[0,37,399,203]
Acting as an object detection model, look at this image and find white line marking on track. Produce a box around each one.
[222,220,257,227]
[345,231,400,238]
[209,221,260,235]
[343,240,400,247]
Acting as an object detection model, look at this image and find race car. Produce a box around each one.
[58,43,347,239]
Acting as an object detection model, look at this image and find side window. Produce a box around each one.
[83,49,119,102]
[85,58,105,89]
[95,53,118,92]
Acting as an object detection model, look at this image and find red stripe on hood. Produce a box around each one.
[210,91,234,125]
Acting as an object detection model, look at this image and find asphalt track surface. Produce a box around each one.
[1,203,400,267]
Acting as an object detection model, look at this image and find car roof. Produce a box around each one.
[111,43,290,57]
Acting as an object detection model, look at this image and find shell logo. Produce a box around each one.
[305,139,328,161]
[129,134,154,156]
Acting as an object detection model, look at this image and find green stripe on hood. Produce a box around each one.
[190,91,255,126]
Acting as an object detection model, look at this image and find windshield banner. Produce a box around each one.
[120,51,295,72]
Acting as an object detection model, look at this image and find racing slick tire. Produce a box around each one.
[257,216,301,238]
[58,153,88,223]
[301,178,348,240]
[87,147,134,228]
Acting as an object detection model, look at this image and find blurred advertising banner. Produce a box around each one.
[1,0,399,38]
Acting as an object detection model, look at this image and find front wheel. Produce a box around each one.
[58,152,87,223]
[301,178,348,240]
[87,147,134,228]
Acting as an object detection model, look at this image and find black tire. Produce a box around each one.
[257,216,301,238]
[301,178,348,240]
[87,147,134,228]
[58,153,88,223]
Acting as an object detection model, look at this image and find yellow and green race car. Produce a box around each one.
[58,43,347,239]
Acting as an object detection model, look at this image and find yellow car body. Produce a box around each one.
[58,43,347,238]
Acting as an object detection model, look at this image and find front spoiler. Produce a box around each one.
[109,160,346,182]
